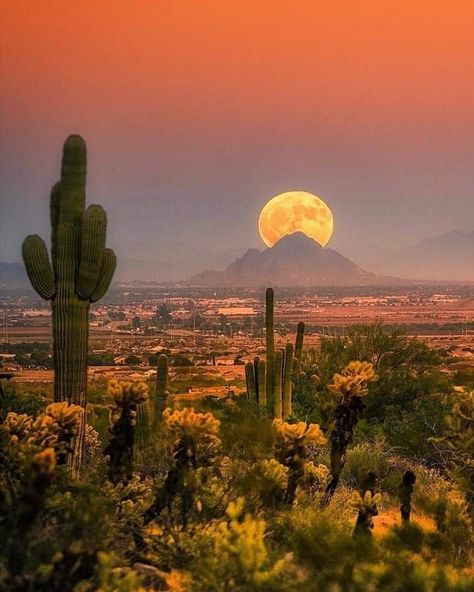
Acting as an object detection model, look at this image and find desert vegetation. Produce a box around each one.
[1,137,473,590]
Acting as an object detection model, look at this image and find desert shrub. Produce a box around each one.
[192,498,294,592]
[0,382,49,419]
[342,441,390,489]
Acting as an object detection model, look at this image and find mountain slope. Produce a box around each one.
[190,232,388,287]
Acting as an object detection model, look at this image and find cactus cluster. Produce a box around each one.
[135,353,170,452]
[105,380,149,483]
[22,135,116,470]
[245,288,305,420]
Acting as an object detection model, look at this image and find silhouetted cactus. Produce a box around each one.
[265,288,275,404]
[282,343,294,419]
[22,135,116,470]
[294,321,305,373]
[245,358,267,405]
[399,470,416,522]
[274,349,284,419]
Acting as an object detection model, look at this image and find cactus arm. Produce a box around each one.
[294,321,305,373]
[90,248,116,303]
[50,182,61,274]
[258,359,267,406]
[245,362,257,401]
[22,235,55,300]
[274,349,284,419]
[77,205,107,299]
[282,343,294,419]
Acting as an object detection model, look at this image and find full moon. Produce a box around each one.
[258,190,334,248]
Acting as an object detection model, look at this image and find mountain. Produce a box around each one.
[364,230,474,281]
[189,232,389,287]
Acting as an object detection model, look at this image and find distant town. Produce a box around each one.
[2,283,474,395]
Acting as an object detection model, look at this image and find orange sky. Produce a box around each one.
[1,1,474,263]
[3,1,473,130]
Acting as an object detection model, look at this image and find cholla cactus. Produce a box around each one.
[164,407,221,466]
[329,360,377,401]
[45,401,84,464]
[146,408,221,526]
[104,380,149,483]
[352,490,381,537]
[273,420,326,503]
[303,461,331,490]
[3,402,83,465]
[1,411,63,577]
[103,473,154,523]
[325,361,377,502]
[31,447,57,477]
[247,459,289,506]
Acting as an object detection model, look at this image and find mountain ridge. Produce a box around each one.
[190,232,395,287]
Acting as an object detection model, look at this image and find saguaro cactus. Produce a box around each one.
[294,321,305,373]
[282,343,294,419]
[273,349,284,419]
[245,357,267,406]
[22,135,116,466]
[265,288,275,403]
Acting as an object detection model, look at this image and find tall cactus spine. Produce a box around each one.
[22,135,116,470]
[274,349,284,419]
[155,354,169,419]
[294,321,305,373]
[257,358,267,406]
[245,357,267,406]
[245,361,257,402]
[282,343,294,419]
[265,287,275,404]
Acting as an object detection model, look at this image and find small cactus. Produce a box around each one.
[273,419,326,503]
[324,361,378,502]
[352,490,381,537]
[399,470,416,522]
